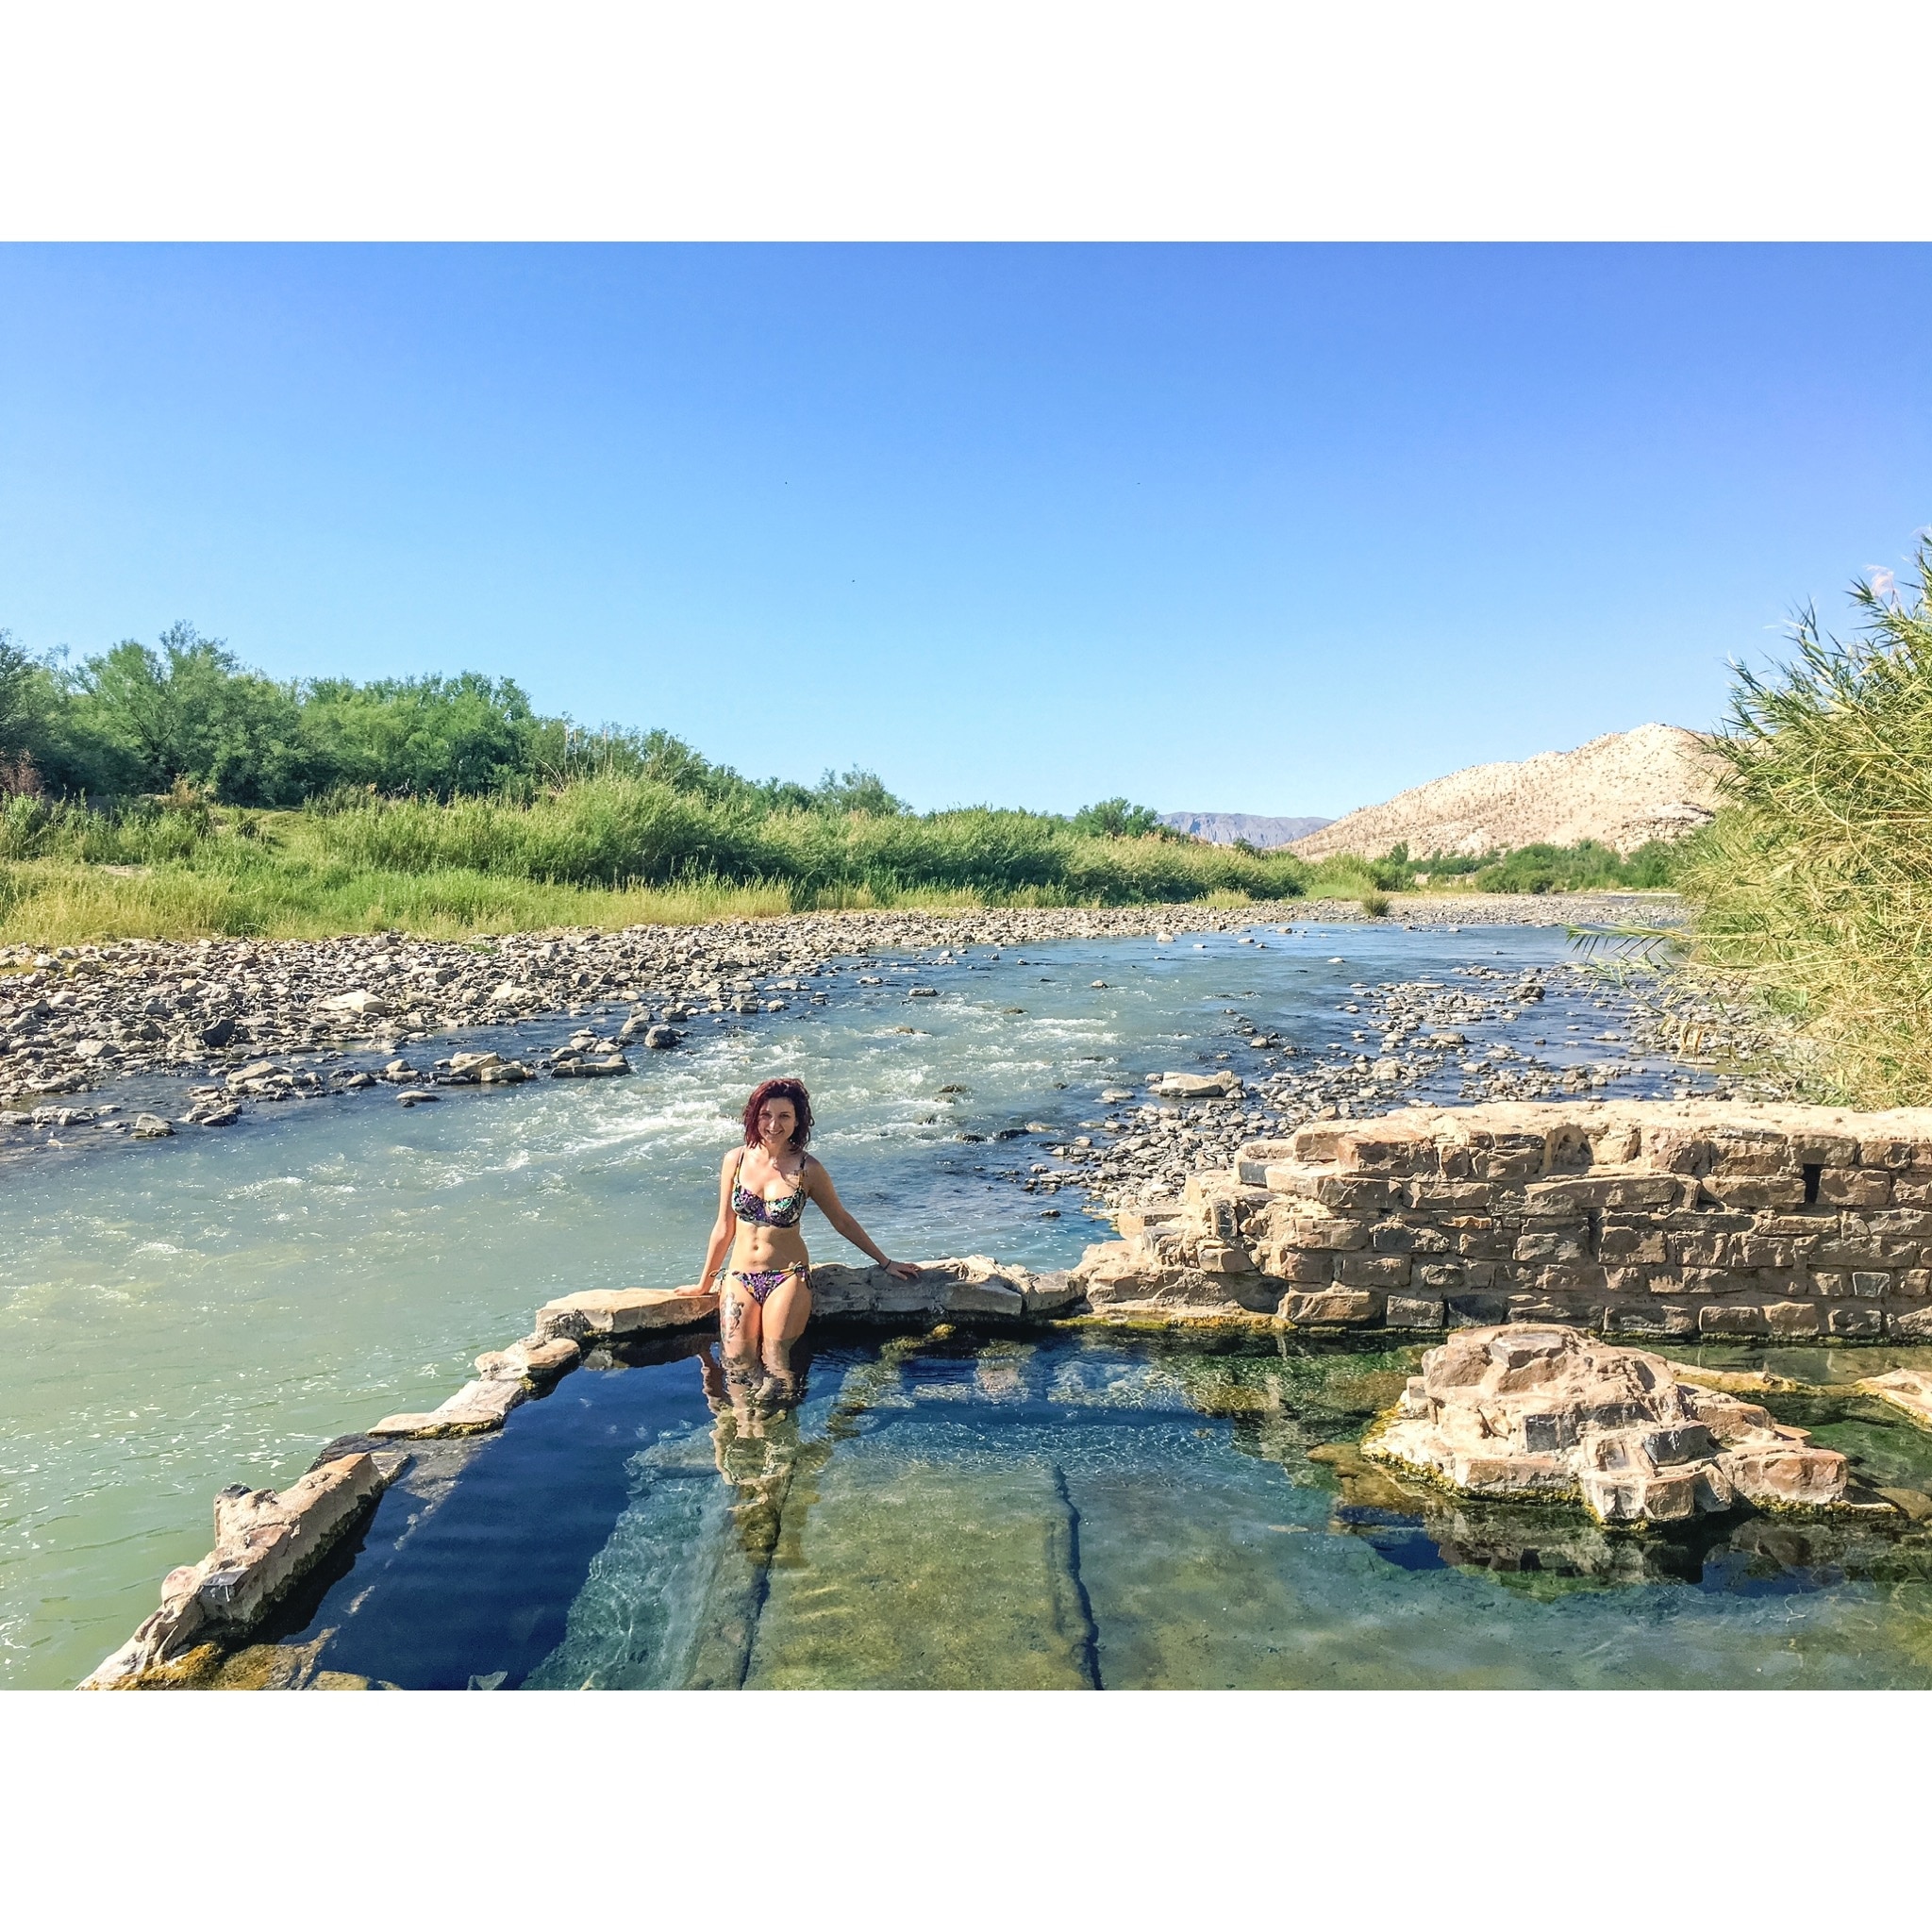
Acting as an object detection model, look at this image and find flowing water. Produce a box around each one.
[6,921,1927,1690]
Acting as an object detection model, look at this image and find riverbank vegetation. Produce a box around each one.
[0,785,1309,942]
[1671,538,1932,1107]
[0,621,1683,942]
[1315,838,1679,897]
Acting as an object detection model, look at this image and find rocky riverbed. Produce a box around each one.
[0,892,1772,1168]
[1010,945,1802,1221]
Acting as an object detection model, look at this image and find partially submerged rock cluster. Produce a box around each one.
[1368,1324,1851,1524]
[1074,1098,1932,1341]
[1858,1367,1932,1432]
[1274,959,1792,1119]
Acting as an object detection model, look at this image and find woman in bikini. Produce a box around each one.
[693,1076,918,1403]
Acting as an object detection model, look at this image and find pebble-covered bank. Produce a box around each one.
[0,891,1788,1182]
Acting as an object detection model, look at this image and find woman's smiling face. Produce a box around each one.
[757,1097,798,1149]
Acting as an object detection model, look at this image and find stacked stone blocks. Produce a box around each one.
[1074,1102,1932,1339]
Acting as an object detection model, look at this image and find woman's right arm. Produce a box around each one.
[687,1150,737,1294]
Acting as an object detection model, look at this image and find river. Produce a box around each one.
[1,918,1709,1689]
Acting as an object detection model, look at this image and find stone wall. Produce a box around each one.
[1074,1100,1932,1341]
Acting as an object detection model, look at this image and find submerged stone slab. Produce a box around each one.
[534,1286,719,1343]
[1858,1368,1932,1432]
[1368,1323,1855,1525]
[82,1452,396,1688]
[744,1455,1095,1690]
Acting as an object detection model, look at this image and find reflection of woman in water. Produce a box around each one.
[689,1077,917,1407]
[694,1339,838,1573]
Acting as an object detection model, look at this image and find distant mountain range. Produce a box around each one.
[1288,724,1722,861]
[1161,811,1334,848]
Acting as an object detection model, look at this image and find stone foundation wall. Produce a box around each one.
[1074,1100,1932,1341]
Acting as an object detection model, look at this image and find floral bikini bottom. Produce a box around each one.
[730,1265,808,1305]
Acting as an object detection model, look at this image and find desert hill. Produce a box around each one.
[1289,724,1723,862]
[1161,810,1332,847]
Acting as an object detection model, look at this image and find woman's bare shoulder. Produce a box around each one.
[719,1145,743,1177]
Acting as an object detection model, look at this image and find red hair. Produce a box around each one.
[743,1077,813,1149]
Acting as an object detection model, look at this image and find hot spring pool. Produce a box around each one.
[205,1325,1932,1690]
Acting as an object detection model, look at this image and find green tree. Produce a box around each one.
[301,672,539,797]
[1072,797,1171,840]
[0,636,134,796]
[0,630,41,784]
[632,728,734,797]
[72,623,310,804]
[813,766,906,817]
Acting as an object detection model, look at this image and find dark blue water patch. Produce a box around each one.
[1698,1548,1848,1598]
[282,1341,718,1690]
[1334,1507,1451,1573]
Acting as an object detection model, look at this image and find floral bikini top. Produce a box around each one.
[731,1149,812,1228]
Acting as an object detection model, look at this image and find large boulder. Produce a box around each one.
[315,990,391,1020]
[1150,1070,1241,1100]
[1368,1324,1853,1524]
[550,1053,632,1078]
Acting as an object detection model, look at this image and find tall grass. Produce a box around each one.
[1673,537,1932,1105]
[307,778,1316,902]
[0,858,827,944]
[0,778,1316,942]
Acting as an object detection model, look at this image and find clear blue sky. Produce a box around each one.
[2,245,1926,818]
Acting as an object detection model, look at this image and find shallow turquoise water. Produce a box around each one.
[231,1327,1932,1690]
[0,920,1738,1688]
